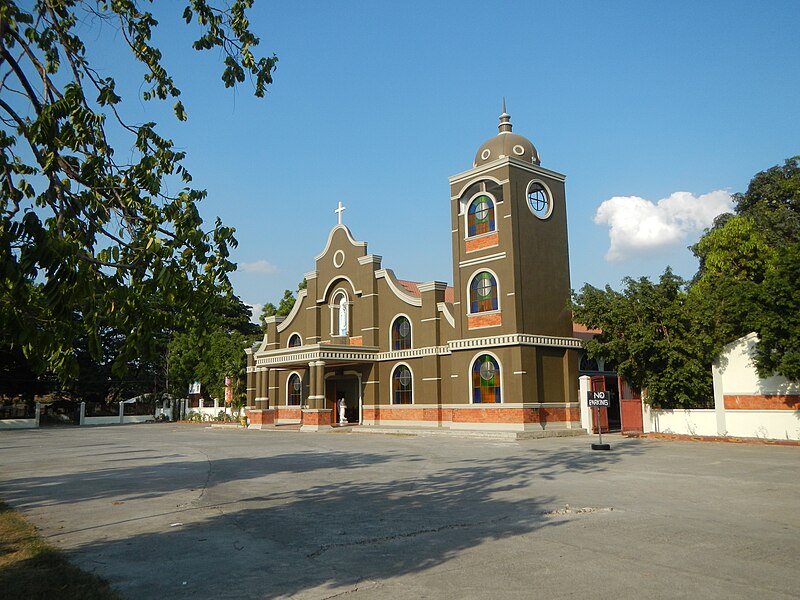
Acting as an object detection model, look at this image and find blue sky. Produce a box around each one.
[93,1,799,319]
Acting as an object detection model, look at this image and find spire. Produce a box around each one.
[498,97,512,133]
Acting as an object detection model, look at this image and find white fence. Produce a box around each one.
[0,404,41,430]
[1,400,167,429]
[643,407,718,437]
[641,334,799,441]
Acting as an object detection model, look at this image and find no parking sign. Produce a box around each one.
[587,390,611,450]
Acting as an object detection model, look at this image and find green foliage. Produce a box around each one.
[693,156,800,381]
[573,269,714,408]
[259,278,306,328]
[691,216,776,284]
[169,327,248,400]
[751,242,800,381]
[167,292,256,401]
[0,1,277,382]
[733,156,800,247]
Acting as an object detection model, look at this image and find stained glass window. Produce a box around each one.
[467,194,495,237]
[288,373,302,406]
[288,334,302,348]
[391,316,412,350]
[472,355,501,403]
[469,271,498,313]
[392,365,413,404]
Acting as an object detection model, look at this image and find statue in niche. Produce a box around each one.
[338,295,348,336]
[338,397,347,424]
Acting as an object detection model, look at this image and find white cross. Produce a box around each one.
[335,201,346,225]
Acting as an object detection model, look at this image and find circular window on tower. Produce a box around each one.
[526,181,552,220]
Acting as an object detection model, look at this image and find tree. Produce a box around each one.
[167,291,258,401]
[0,1,277,382]
[751,242,800,381]
[691,156,800,381]
[259,278,306,328]
[732,156,800,247]
[572,269,715,408]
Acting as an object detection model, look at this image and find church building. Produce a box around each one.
[245,108,583,432]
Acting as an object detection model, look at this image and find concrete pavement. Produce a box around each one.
[0,424,798,599]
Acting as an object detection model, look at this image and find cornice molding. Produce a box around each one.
[449,157,566,186]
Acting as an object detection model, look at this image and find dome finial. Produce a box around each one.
[499,97,512,133]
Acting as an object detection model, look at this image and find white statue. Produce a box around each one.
[338,295,348,336]
[338,397,347,424]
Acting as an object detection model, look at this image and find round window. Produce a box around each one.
[398,368,411,387]
[526,181,552,219]
[398,320,410,338]
[474,197,490,220]
[479,361,496,381]
[293,379,301,391]
[477,277,492,298]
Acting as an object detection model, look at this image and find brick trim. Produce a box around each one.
[467,313,502,329]
[724,394,800,410]
[466,232,499,253]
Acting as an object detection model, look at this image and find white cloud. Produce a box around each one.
[594,190,733,262]
[245,303,263,325]
[239,259,279,274]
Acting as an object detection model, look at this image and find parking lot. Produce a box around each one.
[1,424,798,599]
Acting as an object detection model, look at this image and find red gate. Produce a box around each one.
[590,376,609,433]
[618,376,644,435]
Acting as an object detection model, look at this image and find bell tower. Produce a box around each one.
[448,104,573,340]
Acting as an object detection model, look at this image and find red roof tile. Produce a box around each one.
[395,279,455,303]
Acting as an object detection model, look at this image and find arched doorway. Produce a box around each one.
[325,371,362,425]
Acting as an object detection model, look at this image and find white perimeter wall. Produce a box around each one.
[643,407,717,436]
[640,334,800,441]
[0,418,38,429]
[82,414,153,426]
[188,406,237,420]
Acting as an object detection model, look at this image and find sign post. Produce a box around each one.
[587,390,611,450]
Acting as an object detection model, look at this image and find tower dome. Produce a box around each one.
[473,102,540,168]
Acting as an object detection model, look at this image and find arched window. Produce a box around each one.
[392,364,413,404]
[391,316,412,350]
[472,354,501,403]
[288,373,302,406]
[467,194,495,237]
[288,334,302,348]
[579,353,598,372]
[469,271,498,313]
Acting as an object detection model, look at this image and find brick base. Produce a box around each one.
[275,406,302,423]
[362,405,581,431]
[300,409,333,431]
[246,409,275,429]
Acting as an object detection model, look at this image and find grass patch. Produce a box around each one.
[0,500,122,600]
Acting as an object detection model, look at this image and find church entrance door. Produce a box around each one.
[325,375,361,425]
